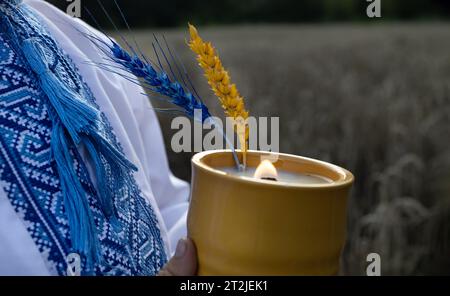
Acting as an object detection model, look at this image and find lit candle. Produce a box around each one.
[188,150,354,275]
[219,159,332,184]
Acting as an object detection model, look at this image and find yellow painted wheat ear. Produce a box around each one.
[188,24,249,167]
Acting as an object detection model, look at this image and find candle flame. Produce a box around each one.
[254,160,278,181]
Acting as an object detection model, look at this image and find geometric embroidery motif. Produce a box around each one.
[0,0,167,275]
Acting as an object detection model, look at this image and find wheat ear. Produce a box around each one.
[188,24,249,168]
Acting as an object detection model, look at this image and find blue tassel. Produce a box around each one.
[20,37,139,271]
[22,39,100,144]
[50,120,101,272]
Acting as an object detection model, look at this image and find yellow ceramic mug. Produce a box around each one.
[187,150,354,275]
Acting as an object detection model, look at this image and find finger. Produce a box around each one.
[157,237,197,276]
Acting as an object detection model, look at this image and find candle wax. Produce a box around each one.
[219,167,332,184]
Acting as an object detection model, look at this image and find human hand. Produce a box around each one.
[157,237,197,276]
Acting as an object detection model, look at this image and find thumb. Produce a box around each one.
[158,237,197,276]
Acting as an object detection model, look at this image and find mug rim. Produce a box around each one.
[192,149,354,189]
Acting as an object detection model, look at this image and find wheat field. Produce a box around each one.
[116,23,450,275]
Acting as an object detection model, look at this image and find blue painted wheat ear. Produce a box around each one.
[79,0,241,167]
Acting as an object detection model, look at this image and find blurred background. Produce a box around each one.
[48,0,450,275]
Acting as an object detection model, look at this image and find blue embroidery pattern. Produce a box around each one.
[0,0,167,275]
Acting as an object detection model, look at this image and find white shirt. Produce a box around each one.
[0,0,189,275]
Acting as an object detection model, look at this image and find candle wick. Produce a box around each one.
[261,177,278,181]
